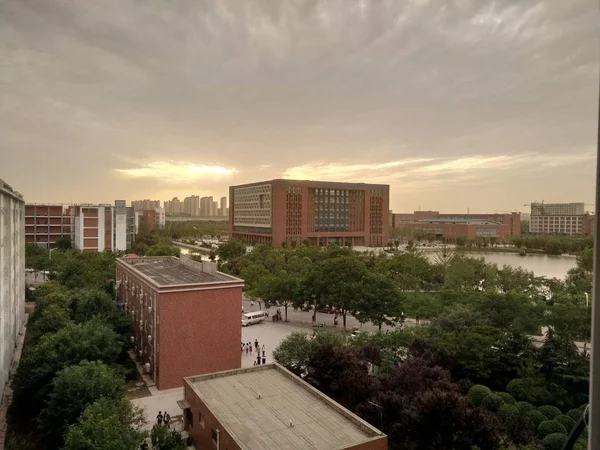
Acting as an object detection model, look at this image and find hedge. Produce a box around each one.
[467,385,492,407]
[538,405,562,420]
[542,433,567,450]
[526,410,548,428]
[538,420,567,438]
[554,414,575,432]
[496,392,516,405]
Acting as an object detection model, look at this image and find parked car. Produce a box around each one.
[317,305,336,314]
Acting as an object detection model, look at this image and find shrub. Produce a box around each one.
[516,402,536,414]
[567,408,582,421]
[542,433,567,450]
[538,420,567,438]
[498,404,519,421]
[578,403,588,412]
[481,394,504,412]
[526,410,548,428]
[554,414,575,431]
[468,385,492,406]
[573,439,588,450]
[496,392,516,405]
[507,379,526,400]
[538,405,562,420]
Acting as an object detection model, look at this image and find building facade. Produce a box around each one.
[392,211,521,241]
[116,255,244,390]
[183,195,200,216]
[229,179,390,248]
[529,202,594,235]
[180,364,387,450]
[24,204,72,248]
[134,208,166,233]
[0,179,25,401]
[131,200,161,211]
[26,201,135,251]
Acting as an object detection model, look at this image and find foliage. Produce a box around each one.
[567,408,582,421]
[37,361,125,448]
[542,433,567,450]
[272,332,312,376]
[537,405,562,420]
[150,425,186,450]
[537,420,567,438]
[553,414,575,431]
[516,402,536,414]
[352,272,403,330]
[481,394,504,412]
[496,392,516,405]
[62,397,146,450]
[526,410,548,428]
[12,320,122,420]
[217,239,247,261]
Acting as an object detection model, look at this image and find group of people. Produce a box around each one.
[156,410,171,427]
[242,338,267,365]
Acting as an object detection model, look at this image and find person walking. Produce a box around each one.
[249,343,252,354]
[254,339,259,350]
[157,411,163,426]
[164,411,171,428]
[241,342,245,353]
[261,344,265,352]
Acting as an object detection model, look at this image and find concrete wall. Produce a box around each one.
[0,180,25,401]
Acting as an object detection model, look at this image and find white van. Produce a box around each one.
[242,311,269,327]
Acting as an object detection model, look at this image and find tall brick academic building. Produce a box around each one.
[229,179,390,248]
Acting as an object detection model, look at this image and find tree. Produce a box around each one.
[63,398,146,450]
[70,288,118,323]
[11,320,123,420]
[28,303,72,341]
[255,270,300,321]
[38,361,126,448]
[352,273,402,331]
[145,243,180,256]
[151,425,186,450]
[310,256,368,329]
[217,240,246,262]
[272,332,312,376]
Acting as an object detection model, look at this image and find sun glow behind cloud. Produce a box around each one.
[115,161,237,183]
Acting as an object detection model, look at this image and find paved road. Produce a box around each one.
[242,299,418,333]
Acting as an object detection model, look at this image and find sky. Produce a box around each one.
[0,0,598,213]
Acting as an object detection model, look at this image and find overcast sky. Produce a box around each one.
[1,0,597,212]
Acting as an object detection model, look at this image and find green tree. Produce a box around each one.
[151,425,186,450]
[28,303,72,341]
[217,239,247,261]
[272,332,312,376]
[12,321,122,420]
[38,361,126,448]
[64,398,146,450]
[352,272,402,331]
[145,243,180,256]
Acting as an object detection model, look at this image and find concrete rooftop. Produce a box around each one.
[120,257,236,286]
[186,364,383,450]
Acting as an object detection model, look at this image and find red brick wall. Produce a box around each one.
[184,383,242,450]
[157,287,242,390]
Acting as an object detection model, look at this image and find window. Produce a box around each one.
[198,411,204,428]
[185,409,193,428]
[211,429,218,444]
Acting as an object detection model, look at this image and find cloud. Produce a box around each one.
[115,161,237,183]
[282,152,595,187]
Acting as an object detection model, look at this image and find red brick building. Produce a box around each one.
[392,211,520,242]
[179,364,387,450]
[25,204,72,248]
[116,255,244,390]
[229,179,390,248]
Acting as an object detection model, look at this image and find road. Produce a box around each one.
[241,298,419,333]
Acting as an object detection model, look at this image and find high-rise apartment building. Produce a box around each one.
[200,196,214,217]
[131,200,161,211]
[0,179,25,401]
[219,196,227,217]
[134,208,166,233]
[116,255,244,390]
[529,202,594,235]
[164,197,182,215]
[229,179,389,247]
[26,201,135,251]
[183,195,200,216]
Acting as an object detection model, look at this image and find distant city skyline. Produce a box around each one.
[1,1,597,212]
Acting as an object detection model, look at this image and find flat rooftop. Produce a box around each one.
[119,256,240,286]
[186,364,383,450]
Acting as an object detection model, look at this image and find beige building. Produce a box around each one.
[0,178,25,401]
[529,202,594,236]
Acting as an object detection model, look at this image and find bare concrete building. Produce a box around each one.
[180,364,387,450]
[0,178,25,401]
